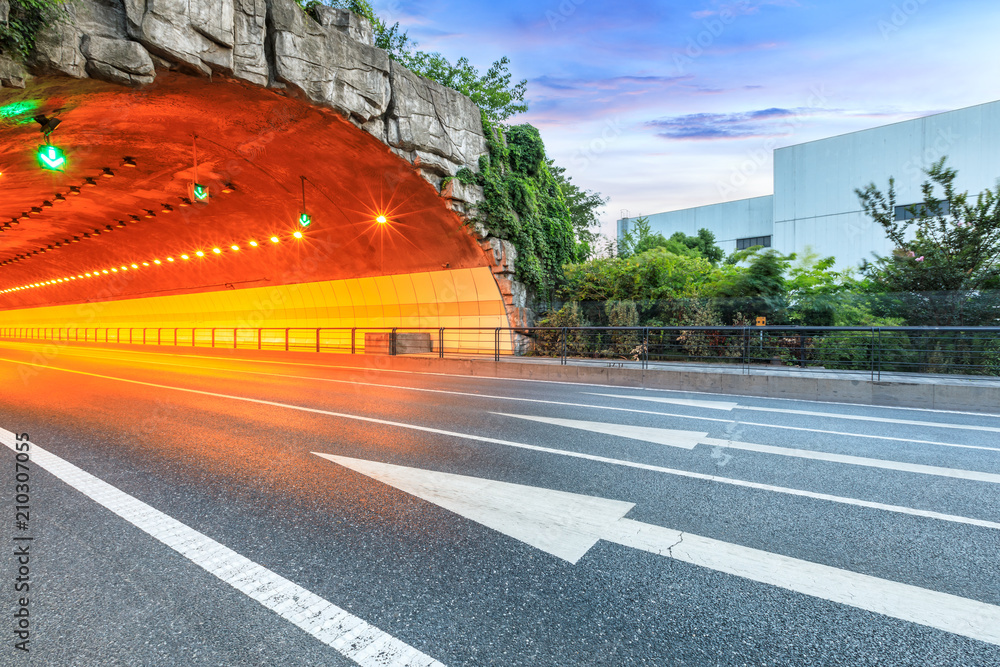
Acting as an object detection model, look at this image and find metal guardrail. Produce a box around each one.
[2,325,998,380]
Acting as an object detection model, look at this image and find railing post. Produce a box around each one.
[561,327,567,365]
[316,328,320,353]
[351,328,356,354]
[876,328,882,381]
[234,328,238,350]
[211,328,216,348]
[495,328,501,362]
[744,326,750,374]
[285,328,290,352]
[439,328,445,359]
[643,328,649,370]
[391,328,397,356]
[142,329,147,345]
[257,328,262,350]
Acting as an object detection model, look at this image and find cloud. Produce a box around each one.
[646,107,811,140]
[692,0,801,19]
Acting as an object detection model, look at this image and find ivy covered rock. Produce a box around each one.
[468,117,580,300]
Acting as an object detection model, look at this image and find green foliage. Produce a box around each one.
[547,161,607,260]
[0,0,64,59]
[856,157,1000,325]
[297,1,527,123]
[669,229,725,265]
[618,217,723,264]
[560,247,717,325]
[706,248,791,324]
[401,52,528,124]
[468,117,579,298]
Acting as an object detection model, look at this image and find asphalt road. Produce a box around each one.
[1,340,998,666]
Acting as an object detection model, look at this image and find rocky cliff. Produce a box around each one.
[2,0,486,192]
[0,0,536,326]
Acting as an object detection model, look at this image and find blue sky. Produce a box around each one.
[370,0,1000,235]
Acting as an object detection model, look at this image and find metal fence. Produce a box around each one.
[2,325,998,380]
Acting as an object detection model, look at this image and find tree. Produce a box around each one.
[708,248,791,324]
[547,161,608,260]
[668,229,725,265]
[401,53,528,124]
[856,157,1000,325]
[297,1,528,123]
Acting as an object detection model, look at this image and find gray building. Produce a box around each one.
[618,99,1000,268]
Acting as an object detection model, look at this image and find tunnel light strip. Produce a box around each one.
[0,230,305,295]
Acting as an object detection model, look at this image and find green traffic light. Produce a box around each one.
[299,212,312,227]
[38,144,66,171]
[193,183,209,201]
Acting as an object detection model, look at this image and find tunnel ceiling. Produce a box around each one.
[0,74,487,311]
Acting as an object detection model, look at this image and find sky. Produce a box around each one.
[369,0,1000,237]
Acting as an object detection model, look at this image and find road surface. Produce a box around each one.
[1,340,998,665]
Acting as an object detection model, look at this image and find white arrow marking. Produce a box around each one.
[587,394,739,411]
[587,393,1000,434]
[702,438,1000,485]
[494,413,1000,485]
[316,454,1000,647]
[4,358,997,531]
[313,453,634,564]
[492,413,709,450]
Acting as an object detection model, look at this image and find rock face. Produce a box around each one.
[1,0,535,323]
[6,0,487,193]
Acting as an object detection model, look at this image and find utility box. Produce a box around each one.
[364,332,433,355]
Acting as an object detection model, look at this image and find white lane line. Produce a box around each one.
[494,413,1000,485]
[604,518,1000,647]
[0,429,443,667]
[10,351,995,455]
[4,359,1000,532]
[491,413,708,450]
[10,339,999,419]
[319,454,1000,646]
[702,438,1000,485]
[588,392,1000,434]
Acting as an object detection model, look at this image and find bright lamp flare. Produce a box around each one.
[376,215,388,224]
[293,231,303,239]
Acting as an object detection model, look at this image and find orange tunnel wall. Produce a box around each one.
[0,267,509,353]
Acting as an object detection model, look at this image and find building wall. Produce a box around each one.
[621,99,1000,269]
[618,195,774,255]
[774,99,1000,267]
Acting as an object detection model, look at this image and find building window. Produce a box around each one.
[894,201,950,221]
[736,235,772,250]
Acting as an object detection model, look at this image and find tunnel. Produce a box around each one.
[0,74,509,354]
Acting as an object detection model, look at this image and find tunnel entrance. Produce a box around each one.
[0,74,508,350]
